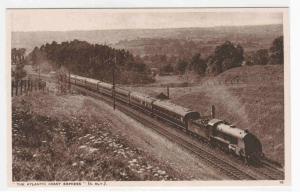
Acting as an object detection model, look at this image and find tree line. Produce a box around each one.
[245,36,284,66]
[11,48,27,81]
[13,35,283,83]
[160,36,284,76]
[28,40,154,84]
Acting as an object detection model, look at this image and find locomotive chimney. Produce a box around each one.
[211,105,215,118]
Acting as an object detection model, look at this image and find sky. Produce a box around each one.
[8,9,283,32]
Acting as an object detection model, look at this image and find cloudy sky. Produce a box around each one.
[8,8,284,32]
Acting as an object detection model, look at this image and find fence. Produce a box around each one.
[11,79,46,97]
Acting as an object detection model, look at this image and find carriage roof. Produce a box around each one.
[153,100,200,120]
[97,81,113,89]
[115,86,130,93]
[85,78,100,84]
[130,92,157,103]
[70,74,86,81]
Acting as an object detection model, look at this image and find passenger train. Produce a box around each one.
[70,74,263,164]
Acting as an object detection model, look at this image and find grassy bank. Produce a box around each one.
[12,93,180,181]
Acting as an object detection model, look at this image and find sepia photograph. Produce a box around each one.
[7,8,289,186]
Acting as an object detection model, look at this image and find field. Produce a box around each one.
[126,65,285,164]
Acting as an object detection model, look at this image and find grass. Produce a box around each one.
[12,93,180,181]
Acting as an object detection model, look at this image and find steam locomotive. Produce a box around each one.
[70,74,263,163]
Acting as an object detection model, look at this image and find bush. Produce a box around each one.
[160,64,174,74]
[206,41,244,75]
[268,36,284,65]
[246,49,269,66]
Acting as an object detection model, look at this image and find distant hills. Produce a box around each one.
[12,24,283,55]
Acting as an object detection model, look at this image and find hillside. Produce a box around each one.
[12,24,282,54]
[173,65,284,164]
[213,65,283,84]
[126,65,285,164]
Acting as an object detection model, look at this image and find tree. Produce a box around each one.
[160,64,174,74]
[268,36,284,65]
[132,63,146,72]
[206,41,244,75]
[12,48,27,81]
[189,53,207,75]
[246,49,269,66]
[28,40,154,84]
[176,59,188,74]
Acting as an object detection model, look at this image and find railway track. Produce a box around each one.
[32,73,285,180]
[71,84,257,180]
[252,161,285,180]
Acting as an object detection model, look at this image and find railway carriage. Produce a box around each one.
[85,78,100,91]
[115,87,131,104]
[70,74,87,87]
[97,82,113,96]
[153,100,200,129]
[129,92,156,112]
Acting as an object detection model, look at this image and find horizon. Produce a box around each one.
[12,23,283,33]
[9,9,283,32]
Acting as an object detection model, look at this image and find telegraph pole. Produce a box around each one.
[38,61,41,89]
[38,59,40,80]
[113,52,116,110]
[68,69,71,91]
[104,53,116,111]
[167,85,170,99]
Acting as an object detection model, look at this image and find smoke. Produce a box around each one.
[202,84,250,128]
[39,60,55,73]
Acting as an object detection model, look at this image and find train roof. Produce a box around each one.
[130,91,157,103]
[97,81,113,89]
[86,78,100,84]
[153,100,200,120]
[71,74,113,89]
[115,86,130,92]
[208,119,248,139]
[70,74,86,80]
